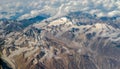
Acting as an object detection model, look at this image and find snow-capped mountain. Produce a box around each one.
[0,12,120,69]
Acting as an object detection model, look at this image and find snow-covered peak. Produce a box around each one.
[94,23,116,31]
[48,17,72,26]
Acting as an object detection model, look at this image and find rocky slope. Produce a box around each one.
[0,12,120,69]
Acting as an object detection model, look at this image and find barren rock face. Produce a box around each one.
[0,12,120,69]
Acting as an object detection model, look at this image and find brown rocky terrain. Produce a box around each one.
[0,14,120,69]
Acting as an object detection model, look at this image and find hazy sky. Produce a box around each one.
[0,0,120,20]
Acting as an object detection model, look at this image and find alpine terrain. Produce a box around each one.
[0,0,120,69]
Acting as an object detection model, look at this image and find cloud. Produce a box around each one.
[0,0,120,20]
[18,10,43,20]
[108,10,120,17]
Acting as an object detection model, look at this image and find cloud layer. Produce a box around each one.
[0,0,120,20]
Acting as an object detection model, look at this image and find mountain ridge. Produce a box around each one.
[0,11,120,69]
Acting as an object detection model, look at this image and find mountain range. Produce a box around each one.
[0,11,120,69]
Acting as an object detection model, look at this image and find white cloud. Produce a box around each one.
[0,0,120,20]
[108,10,120,17]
